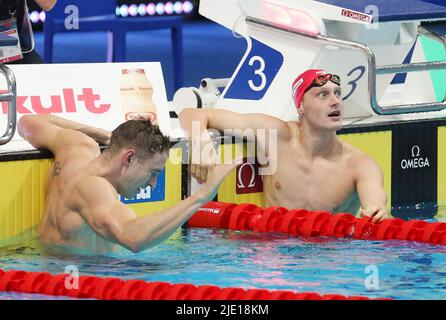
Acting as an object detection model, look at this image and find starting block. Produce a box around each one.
[174,0,446,125]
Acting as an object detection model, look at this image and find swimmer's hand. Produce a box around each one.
[190,137,219,184]
[195,158,242,202]
[360,205,388,223]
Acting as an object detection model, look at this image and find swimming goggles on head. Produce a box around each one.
[305,74,341,93]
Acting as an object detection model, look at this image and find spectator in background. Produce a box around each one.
[1,0,57,64]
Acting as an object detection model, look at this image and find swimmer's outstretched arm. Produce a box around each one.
[179,108,292,149]
[75,161,240,253]
[18,114,111,150]
[179,108,291,182]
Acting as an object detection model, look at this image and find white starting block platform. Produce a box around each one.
[172,0,446,128]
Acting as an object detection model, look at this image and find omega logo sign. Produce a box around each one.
[237,163,256,188]
[400,145,430,170]
[235,159,263,194]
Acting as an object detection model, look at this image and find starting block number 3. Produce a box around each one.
[224,37,365,102]
[343,65,366,101]
[248,56,267,92]
[225,38,284,100]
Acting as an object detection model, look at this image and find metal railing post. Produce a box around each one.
[245,16,446,115]
[0,64,17,145]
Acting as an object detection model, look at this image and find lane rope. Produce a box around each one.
[189,202,446,245]
[0,268,388,300]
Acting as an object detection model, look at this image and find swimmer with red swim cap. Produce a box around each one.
[180,69,388,223]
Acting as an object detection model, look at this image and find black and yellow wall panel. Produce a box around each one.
[0,158,51,242]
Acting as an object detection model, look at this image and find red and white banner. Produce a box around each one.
[0,62,171,150]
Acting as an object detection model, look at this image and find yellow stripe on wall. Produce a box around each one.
[338,131,392,212]
[0,159,51,242]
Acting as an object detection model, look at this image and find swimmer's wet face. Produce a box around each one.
[120,150,168,198]
[104,120,171,198]
[300,81,343,131]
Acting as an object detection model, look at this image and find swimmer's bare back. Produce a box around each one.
[17,115,119,251]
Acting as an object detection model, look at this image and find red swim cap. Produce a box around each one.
[291,69,333,109]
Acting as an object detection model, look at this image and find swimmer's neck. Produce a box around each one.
[297,121,339,158]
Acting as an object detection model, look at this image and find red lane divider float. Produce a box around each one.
[0,269,388,300]
[189,202,446,245]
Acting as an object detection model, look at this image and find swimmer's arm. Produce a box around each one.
[18,114,111,150]
[34,0,57,11]
[84,195,208,253]
[43,114,111,145]
[179,108,288,182]
[179,108,291,152]
[355,157,388,223]
[78,162,238,252]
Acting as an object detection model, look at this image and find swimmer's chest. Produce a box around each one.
[269,153,356,205]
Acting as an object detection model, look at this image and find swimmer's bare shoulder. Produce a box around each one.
[73,175,117,200]
[343,141,386,201]
[59,175,136,248]
[342,141,381,175]
[67,175,136,241]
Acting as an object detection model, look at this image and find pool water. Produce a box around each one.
[1,226,446,300]
[0,291,80,300]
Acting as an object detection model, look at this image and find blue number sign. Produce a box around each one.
[343,65,366,101]
[225,38,284,100]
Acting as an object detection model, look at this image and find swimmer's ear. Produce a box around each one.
[123,149,136,166]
